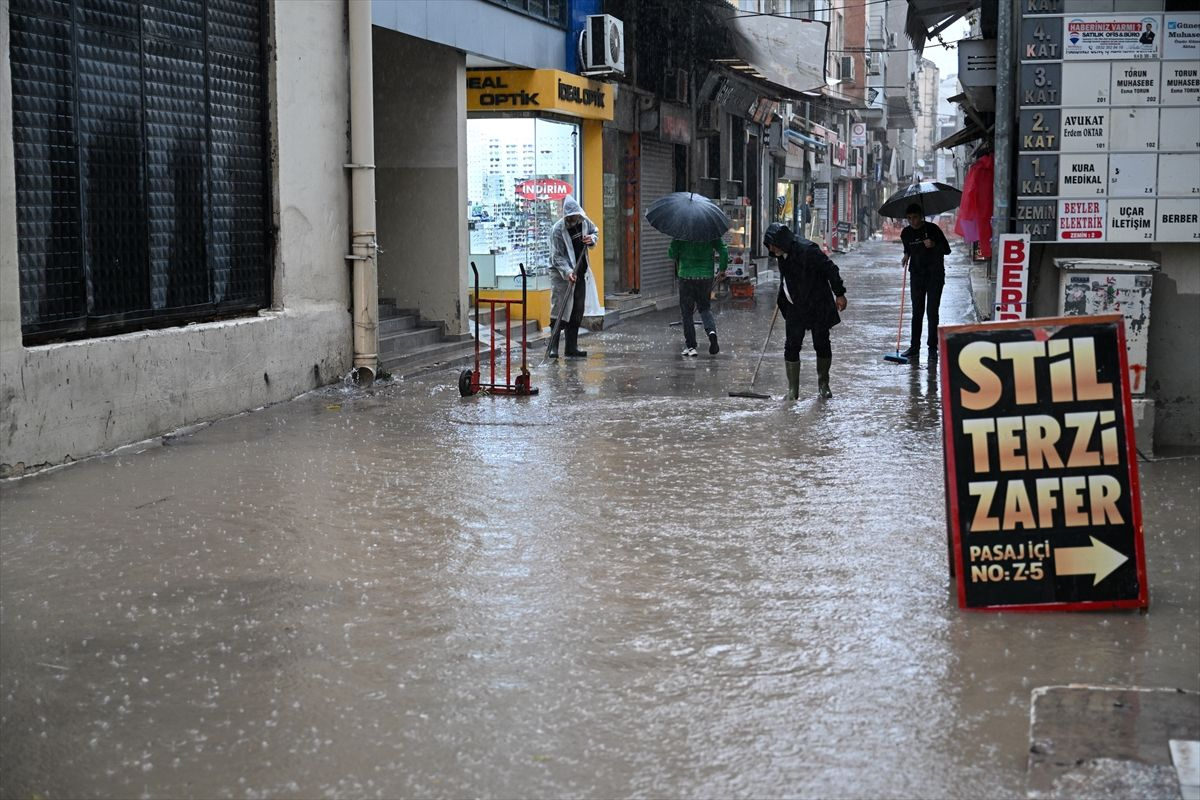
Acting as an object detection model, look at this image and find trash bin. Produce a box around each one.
[1055,258,1159,452]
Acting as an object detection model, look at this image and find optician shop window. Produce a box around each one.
[467,116,580,289]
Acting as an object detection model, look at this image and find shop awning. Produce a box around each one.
[934,122,988,150]
[905,0,977,56]
[786,130,827,149]
[714,4,828,96]
[947,91,991,127]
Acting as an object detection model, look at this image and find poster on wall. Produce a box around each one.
[1056,261,1158,396]
[1064,16,1162,61]
[940,315,1148,611]
[1163,14,1200,59]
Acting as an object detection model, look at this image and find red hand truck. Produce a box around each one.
[458,262,538,397]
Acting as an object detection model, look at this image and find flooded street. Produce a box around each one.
[3,240,1198,799]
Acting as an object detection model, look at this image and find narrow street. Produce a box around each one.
[2,239,1197,799]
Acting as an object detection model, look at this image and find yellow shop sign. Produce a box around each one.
[467,69,614,121]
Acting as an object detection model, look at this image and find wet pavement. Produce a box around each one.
[2,239,1198,799]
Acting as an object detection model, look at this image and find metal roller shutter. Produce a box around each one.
[638,137,675,298]
[8,0,271,343]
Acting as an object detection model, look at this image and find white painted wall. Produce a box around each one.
[0,1,354,476]
[373,28,468,335]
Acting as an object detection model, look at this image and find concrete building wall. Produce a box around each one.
[372,29,469,335]
[371,0,564,70]
[0,1,354,476]
[1027,244,1200,451]
[914,59,939,179]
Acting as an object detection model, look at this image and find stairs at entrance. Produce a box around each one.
[377,299,544,378]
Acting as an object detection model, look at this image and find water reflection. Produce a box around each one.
[2,243,1196,800]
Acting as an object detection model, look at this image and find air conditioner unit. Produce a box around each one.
[579,14,625,76]
[888,32,898,48]
[840,56,855,82]
[697,102,721,133]
[665,68,688,103]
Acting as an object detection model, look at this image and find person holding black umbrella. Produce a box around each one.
[669,237,728,356]
[643,192,733,357]
[899,203,951,361]
[763,222,847,400]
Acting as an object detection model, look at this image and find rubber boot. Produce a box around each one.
[785,360,801,401]
[564,322,587,358]
[816,357,833,398]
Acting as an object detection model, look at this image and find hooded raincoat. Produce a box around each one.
[549,197,600,321]
[771,225,846,330]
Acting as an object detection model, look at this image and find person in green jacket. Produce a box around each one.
[668,238,728,356]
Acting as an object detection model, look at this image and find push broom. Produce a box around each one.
[884,260,910,364]
[537,248,589,369]
[728,305,779,399]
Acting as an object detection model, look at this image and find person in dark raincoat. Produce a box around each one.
[763,222,848,399]
[547,196,598,358]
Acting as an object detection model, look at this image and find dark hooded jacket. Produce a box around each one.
[770,226,846,329]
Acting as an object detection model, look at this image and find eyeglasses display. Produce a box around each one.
[467,117,580,289]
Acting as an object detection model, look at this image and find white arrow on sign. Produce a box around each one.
[1054,537,1129,586]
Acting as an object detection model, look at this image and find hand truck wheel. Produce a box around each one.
[458,368,476,397]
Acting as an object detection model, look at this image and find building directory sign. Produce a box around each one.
[1016,3,1200,243]
[940,315,1148,611]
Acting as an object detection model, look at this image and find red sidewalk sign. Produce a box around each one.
[994,234,1031,320]
[939,315,1148,611]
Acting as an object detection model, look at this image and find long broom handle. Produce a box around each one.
[540,247,589,365]
[894,261,908,353]
[748,305,780,388]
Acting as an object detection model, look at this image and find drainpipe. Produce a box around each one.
[990,0,1014,283]
[346,0,378,385]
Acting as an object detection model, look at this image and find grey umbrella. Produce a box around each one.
[878,181,963,219]
[644,192,731,242]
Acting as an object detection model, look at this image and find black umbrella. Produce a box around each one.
[644,192,731,242]
[878,181,963,219]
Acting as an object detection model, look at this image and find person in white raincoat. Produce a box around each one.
[547,196,599,358]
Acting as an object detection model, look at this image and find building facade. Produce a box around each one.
[2,0,939,475]
[2,0,355,475]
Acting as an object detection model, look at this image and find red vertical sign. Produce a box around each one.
[994,234,1032,320]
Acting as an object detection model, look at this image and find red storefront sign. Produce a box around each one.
[514,178,573,201]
